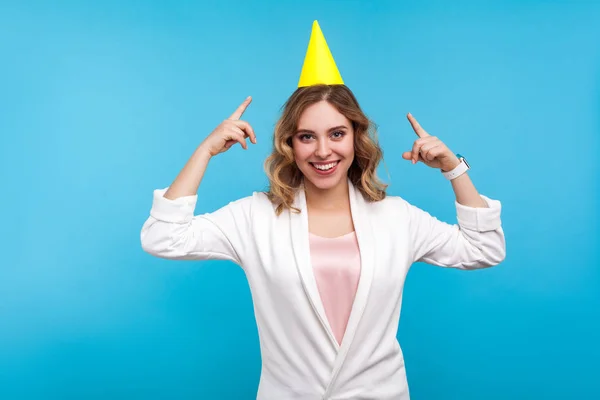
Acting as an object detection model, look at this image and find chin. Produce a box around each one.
[309,178,343,191]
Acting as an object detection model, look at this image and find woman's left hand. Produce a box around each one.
[402,113,460,172]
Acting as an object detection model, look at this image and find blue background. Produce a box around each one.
[1,0,598,399]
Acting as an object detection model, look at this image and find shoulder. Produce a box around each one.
[219,190,271,206]
[223,191,277,216]
[361,194,431,238]
[364,193,412,216]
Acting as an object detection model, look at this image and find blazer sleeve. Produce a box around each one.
[407,195,506,269]
[140,187,252,267]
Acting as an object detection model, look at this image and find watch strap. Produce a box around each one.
[442,154,470,180]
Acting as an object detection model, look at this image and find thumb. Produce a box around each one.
[401,151,412,160]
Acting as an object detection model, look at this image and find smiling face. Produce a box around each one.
[265,84,387,215]
[292,100,355,192]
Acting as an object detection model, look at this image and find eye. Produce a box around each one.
[331,130,345,139]
[298,133,314,141]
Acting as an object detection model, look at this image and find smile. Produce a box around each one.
[310,161,340,174]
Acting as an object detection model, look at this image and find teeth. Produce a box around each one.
[313,162,337,171]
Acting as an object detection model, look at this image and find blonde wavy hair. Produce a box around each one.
[264,84,388,215]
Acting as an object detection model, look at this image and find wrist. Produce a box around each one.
[441,156,460,172]
[441,153,470,180]
[196,144,215,159]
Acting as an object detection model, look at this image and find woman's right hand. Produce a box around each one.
[199,96,257,157]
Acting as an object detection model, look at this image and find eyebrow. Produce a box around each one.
[296,125,348,134]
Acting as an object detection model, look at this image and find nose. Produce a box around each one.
[315,138,332,159]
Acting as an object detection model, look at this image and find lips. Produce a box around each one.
[309,161,340,175]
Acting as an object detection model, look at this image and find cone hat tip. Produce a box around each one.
[297,20,344,88]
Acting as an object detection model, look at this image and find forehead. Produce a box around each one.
[297,100,351,131]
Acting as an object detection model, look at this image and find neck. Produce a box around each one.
[304,178,350,211]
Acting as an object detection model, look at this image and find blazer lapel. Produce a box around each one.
[289,186,340,350]
[288,180,377,395]
[323,181,376,396]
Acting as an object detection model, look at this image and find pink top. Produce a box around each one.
[309,231,361,346]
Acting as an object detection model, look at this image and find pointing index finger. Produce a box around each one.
[229,96,252,120]
[407,113,430,138]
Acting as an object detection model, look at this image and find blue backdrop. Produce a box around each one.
[1,1,598,399]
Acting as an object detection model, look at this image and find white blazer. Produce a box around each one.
[140,181,506,400]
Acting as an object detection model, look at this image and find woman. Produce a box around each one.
[141,22,505,400]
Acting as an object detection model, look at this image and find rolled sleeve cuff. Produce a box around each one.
[149,187,198,224]
[455,195,502,232]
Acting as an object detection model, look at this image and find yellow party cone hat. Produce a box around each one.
[297,20,344,87]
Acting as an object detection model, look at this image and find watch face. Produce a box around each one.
[462,158,470,168]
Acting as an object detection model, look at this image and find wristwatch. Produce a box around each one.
[442,153,470,180]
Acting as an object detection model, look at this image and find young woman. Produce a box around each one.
[140,84,505,400]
